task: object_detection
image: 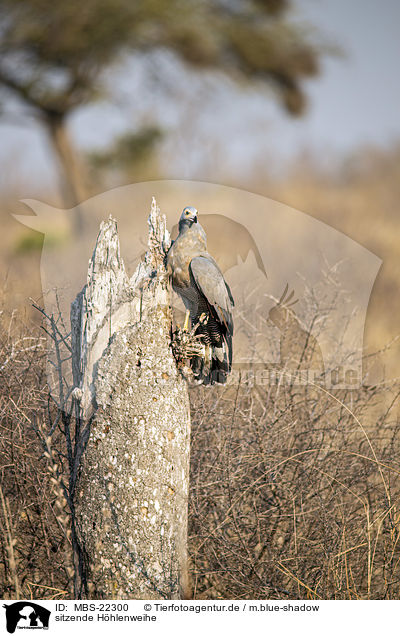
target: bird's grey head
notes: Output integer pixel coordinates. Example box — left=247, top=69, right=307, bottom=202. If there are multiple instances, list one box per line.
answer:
left=179, top=206, right=198, bottom=231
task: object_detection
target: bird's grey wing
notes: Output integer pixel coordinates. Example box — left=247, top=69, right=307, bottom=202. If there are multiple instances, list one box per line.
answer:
left=189, top=255, right=234, bottom=334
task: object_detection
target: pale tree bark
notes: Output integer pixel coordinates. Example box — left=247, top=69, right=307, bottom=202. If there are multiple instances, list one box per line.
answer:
left=70, top=198, right=191, bottom=599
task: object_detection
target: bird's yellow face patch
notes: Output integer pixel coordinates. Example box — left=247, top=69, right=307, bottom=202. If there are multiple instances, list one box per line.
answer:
left=181, top=206, right=198, bottom=224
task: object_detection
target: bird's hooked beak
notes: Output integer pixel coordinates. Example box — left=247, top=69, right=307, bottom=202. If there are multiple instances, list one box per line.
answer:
left=180, top=206, right=198, bottom=226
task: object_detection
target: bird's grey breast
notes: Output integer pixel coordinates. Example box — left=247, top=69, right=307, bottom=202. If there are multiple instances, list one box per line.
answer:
left=167, top=223, right=207, bottom=289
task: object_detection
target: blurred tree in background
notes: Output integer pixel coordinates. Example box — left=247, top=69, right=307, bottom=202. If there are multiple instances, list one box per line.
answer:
left=0, top=0, right=321, bottom=224
left=88, top=127, right=164, bottom=186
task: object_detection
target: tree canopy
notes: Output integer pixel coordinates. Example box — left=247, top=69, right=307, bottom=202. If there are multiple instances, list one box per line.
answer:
left=0, top=0, right=320, bottom=120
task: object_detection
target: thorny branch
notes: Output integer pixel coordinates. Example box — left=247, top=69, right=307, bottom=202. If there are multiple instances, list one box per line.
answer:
left=30, top=300, right=91, bottom=596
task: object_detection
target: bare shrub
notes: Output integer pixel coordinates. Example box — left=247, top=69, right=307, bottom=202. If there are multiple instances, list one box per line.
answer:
left=0, top=307, right=73, bottom=599
left=188, top=370, right=400, bottom=599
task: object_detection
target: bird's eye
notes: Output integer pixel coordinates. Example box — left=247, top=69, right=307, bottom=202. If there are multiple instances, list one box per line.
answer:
left=185, top=210, right=190, bottom=216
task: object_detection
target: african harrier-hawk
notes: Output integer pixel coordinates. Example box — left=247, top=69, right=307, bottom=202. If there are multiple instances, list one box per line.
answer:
left=167, top=206, right=234, bottom=385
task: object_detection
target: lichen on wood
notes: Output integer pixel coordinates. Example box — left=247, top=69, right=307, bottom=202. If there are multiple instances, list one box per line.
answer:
left=71, top=198, right=191, bottom=599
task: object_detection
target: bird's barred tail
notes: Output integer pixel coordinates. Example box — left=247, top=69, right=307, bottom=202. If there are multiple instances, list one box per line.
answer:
left=192, top=333, right=232, bottom=385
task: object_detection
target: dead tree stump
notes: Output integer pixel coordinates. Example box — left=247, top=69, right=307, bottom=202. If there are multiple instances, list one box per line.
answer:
left=70, top=198, right=191, bottom=599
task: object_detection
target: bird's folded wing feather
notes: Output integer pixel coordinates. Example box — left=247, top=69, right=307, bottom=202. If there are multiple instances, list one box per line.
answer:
left=189, top=256, right=234, bottom=334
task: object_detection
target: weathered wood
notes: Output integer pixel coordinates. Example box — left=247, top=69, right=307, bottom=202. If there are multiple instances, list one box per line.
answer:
left=71, top=198, right=191, bottom=599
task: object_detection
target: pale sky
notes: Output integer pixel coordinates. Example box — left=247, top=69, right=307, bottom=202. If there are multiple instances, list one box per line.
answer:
left=282, top=0, right=400, bottom=155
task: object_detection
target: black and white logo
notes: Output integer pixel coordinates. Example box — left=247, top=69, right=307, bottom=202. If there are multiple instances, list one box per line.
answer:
left=3, top=602, right=50, bottom=633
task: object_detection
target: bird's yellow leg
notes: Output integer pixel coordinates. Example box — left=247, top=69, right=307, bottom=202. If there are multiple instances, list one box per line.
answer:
left=205, top=344, right=211, bottom=363
left=183, top=310, right=190, bottom=331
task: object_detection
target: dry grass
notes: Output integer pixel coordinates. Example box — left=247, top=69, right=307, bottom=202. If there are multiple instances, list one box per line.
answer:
left=188, top=374, right=400, bottom=599
left=0, top=308, right=73, bottom=599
